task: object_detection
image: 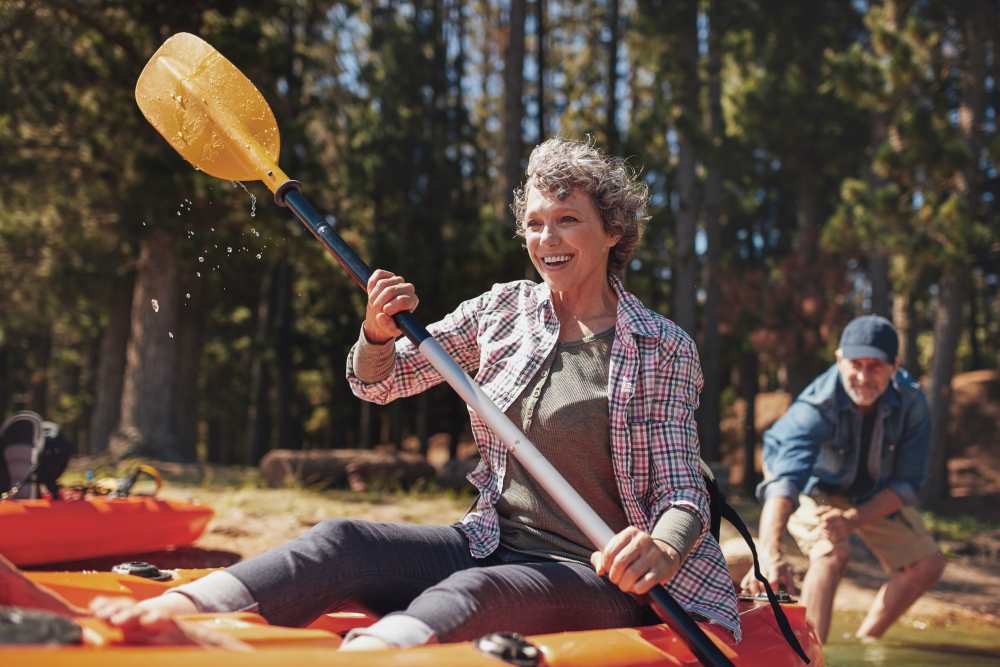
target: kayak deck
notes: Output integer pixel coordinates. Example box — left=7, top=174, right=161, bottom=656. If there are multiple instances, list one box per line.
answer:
left=6, top=568, right=823, bottom=666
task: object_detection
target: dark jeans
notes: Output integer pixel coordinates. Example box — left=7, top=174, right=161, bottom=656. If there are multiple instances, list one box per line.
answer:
left=227, top=519, right=657, bottom=642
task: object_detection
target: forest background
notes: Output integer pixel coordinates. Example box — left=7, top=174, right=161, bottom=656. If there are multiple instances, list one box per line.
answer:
left=0, top=0, right=997, bottom=507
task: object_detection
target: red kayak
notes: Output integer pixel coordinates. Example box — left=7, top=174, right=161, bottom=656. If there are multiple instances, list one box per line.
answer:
left=4, top=567, right=823, bottom=666
left=0, top=495, right=213, bottom=566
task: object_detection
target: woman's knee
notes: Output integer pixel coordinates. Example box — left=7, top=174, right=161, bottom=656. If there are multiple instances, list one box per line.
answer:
left=301, top=519, right=374, bottom=565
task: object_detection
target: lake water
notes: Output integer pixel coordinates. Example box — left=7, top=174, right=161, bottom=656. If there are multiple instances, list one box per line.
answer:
left=823, top=611, right=1000, bottom=666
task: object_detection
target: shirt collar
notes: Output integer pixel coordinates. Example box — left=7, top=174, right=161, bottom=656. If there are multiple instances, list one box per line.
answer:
left=533, top=274, right=658, bottom=338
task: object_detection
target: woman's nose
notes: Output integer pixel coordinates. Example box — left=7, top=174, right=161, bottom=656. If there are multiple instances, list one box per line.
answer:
left=540, top=222, right=559, bottom=243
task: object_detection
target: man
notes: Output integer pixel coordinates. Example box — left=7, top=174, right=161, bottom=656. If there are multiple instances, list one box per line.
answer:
left=741, top=315, right=945, bottom=643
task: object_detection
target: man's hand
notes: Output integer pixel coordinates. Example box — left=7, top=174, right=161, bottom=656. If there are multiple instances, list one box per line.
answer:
left=815, top=506, right=860, bottom=543
left=740, top=552, right=798, bottom=597
left=591, top=526, right=682, bottom=595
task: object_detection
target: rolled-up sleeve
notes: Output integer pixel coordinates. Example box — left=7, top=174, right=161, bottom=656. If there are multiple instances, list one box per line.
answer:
left=647, top=336, right=711, bottom=536
left=756, top=401, right=831, bottom=507
left=346, top=289, right=490, bottom=405
left=890, top=391, right=931, bottom=506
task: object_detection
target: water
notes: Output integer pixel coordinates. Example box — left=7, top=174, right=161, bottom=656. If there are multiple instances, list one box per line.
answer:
left=232, top=180, right=257, bottom=217
left=824, top=611, right=1000, bottom=666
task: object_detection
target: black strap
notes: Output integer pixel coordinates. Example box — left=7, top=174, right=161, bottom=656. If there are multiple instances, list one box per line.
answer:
left=719, top=498, right=810, bottom=663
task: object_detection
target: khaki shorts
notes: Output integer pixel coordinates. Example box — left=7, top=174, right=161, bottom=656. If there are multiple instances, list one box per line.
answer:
left=787, top=493, right=940, bottom=574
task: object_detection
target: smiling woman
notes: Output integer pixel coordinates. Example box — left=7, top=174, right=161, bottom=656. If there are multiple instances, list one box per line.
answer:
left=86, top=137, right=741, bottom=654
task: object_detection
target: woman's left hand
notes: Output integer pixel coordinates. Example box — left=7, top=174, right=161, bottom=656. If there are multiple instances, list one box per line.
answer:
left=591, top=526, right=682, bottom=595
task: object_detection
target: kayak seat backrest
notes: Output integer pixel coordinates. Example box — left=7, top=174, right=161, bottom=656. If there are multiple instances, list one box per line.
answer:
left=0, top=411, right=44, bottom=499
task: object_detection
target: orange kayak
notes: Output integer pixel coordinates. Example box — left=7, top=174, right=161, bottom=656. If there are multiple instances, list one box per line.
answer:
left=0, top=497, right=213, bottom=566
left=4, top=568, right=824, bottom=666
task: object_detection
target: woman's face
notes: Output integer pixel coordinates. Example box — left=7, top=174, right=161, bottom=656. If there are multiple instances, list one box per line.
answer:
left=523, top=185, right=620, bottom=293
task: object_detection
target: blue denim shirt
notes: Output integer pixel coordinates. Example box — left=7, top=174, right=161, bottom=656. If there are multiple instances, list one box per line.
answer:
left=757, top=364, right=931, bottom=507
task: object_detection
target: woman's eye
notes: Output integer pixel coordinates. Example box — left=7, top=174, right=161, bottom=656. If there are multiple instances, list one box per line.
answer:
left=561, top=216, right=578, bottom=223
left=526, top=220, right=542, bottom=230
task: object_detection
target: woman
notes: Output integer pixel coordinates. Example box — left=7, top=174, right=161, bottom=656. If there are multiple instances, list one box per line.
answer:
left=89, top=137, right=739, bottom=649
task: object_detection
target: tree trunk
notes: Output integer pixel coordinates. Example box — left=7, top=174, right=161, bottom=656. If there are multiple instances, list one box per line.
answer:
left=891, top=254, right=922, bottom=375
left=698, top=0, right=723, bottom=463
left=670, top=2, right=700, bottom=336
left=741, top=348, right=759, bottom=497
left=502, top=0, right=526, bottom=226
left=29, top=329, right=52, bottom=417
left=110, top=230, right=182, bottom=461
left=923, top=271, right=966, bottom=504
left=535, top=0, right=546, bottom=143
left=868, top=254, right=892, bottom=318
left=967, top=274, right=983, bottom=370
left=273, top=259, right=297, bottom=451
left=88, top=274, right=134, bottom=454
left=605, top=0, right=620, bottom=153
left=174, top=276, right=206, bottom=461
left=247, top=266, right=274, bottom=464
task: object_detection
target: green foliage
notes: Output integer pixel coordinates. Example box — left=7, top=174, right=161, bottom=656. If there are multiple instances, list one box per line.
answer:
left=0, top=0, right=996, bottom=474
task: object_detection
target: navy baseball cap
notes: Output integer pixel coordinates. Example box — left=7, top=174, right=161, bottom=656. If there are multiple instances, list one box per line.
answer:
left=839, top=315, right=898, bottom=363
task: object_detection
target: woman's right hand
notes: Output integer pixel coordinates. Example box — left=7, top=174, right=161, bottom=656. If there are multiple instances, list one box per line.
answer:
left=363, top=269, right=419, bottom=344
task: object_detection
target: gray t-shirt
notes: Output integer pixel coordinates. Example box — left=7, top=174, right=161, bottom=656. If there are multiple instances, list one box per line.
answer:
left=497, top=327, right=629, bottom=562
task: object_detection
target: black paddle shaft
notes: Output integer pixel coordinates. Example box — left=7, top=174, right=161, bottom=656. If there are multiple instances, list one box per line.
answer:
left=275, top=181, right=735, bottom=667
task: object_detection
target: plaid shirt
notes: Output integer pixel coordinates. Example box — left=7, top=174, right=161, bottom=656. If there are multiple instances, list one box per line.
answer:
left=347, top=275, right=740, bottom=638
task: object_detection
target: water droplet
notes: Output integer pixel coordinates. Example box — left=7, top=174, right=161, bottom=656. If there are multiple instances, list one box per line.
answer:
left=168, top=331, right=174, bottom=339
left=151, top=299, right=159, bottom=313
left=198, top=256, right=205, bottom=263
left=185, top=293, right=191, bottom=299
left=196, top=272, right=202, bottom=277
left=256, top=253, right=262, bottom=260
left=226, top=246, right=232, bottom=254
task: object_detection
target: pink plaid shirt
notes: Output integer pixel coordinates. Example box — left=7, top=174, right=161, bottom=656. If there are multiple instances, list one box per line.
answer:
left=347, top=275, right=740, bottom=638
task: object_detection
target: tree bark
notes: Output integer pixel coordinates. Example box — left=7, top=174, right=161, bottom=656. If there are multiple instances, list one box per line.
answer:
left=29, top=329, right=52, bottom=417
left=110, top=229, right=183, bottom=461
left=247, top=265, right=274, bottom=465
left=741, top=348, right=759, bottom=497
left=88, top=274, right=134, bottom=454
left=698, top=0, right=723, bottom=463
left=273, top=259, right=297, bottom=452
left=670, top=2, right=700, bottom=337
left=502, top=0, right=526, bottom=226
left=535, top=0, right=546, bottom=143
left=868, top=254, right=892, bottom=318
left=605, top=0, right=620, bottom=153
left=924, top=271, right=966, bottom=504
left=174, top=275, right=206, bottom=461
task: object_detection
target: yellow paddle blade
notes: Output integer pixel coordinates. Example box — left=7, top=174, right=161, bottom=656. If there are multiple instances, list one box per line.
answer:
left=135, top=32, right=289, bottom=191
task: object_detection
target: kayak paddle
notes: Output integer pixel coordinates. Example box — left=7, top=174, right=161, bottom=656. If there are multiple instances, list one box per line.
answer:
left=135, top=32, right=738, bottom=667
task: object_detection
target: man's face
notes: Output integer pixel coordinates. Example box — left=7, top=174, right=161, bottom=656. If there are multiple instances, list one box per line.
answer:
left=835, top=350, right=898, bottom=408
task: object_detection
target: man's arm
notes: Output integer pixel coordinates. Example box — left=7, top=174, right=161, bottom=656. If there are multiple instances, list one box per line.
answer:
left=742, top=495, right=798, bottom=595
left=817, top=487, right=903, bottom=542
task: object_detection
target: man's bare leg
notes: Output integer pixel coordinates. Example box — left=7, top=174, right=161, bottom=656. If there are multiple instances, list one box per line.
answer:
left=855, top=552, right=945, bottom=639
left=800, top=543, right=850, bottom=643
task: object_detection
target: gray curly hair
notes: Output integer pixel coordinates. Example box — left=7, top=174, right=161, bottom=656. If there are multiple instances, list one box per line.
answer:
left=512, top=137, right=649, bottom=275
